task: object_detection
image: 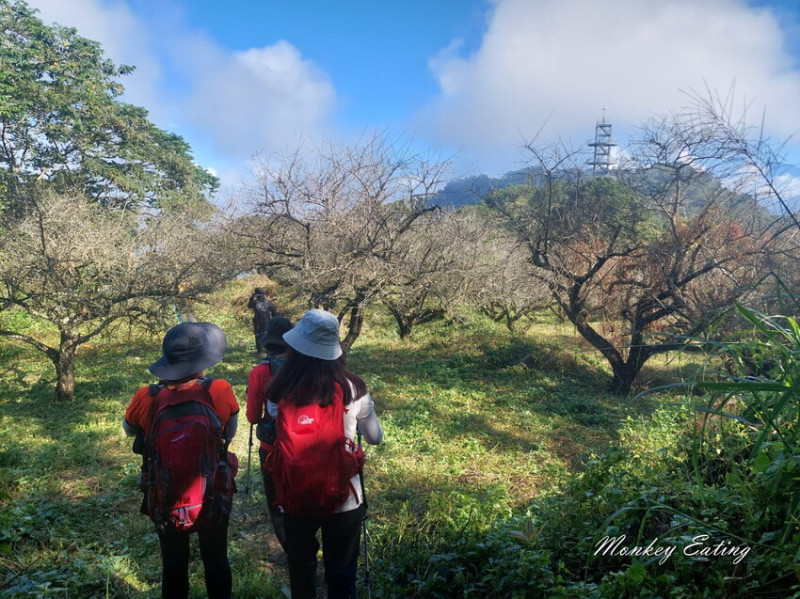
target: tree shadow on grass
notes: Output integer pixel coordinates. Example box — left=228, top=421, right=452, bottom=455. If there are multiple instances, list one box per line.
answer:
left=347, top=334, right=678, bottom=480
left=0, top=320, right=703, bottom=597
left=0, top=332, right=290, bottom=596
left=0, top=401, right=284, bottom=598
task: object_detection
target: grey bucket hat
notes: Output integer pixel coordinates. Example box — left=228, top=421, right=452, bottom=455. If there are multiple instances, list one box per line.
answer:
left=282, top=309, right=342, bottom=361
left=148, top=321, right=227, bottom=381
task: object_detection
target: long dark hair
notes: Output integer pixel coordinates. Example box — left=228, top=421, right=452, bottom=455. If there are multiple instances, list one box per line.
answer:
left=266, top=347, right=367, bottom=407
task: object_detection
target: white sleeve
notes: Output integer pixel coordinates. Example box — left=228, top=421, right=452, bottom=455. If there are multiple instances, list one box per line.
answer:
left=355, top=392, right=383, bottom=445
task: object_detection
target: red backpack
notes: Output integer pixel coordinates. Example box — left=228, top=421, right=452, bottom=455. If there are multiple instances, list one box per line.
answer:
left=140, top=379, right=238, bottom=531
left=267, top=383, right=365, bottom=516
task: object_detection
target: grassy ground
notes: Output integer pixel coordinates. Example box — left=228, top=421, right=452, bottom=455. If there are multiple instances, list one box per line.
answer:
left=0, top=277, right=705, bottom=598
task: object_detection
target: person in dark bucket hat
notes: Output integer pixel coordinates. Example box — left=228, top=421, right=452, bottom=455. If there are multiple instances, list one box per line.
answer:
left=256, top=315, right=293, bottom=354
left=123, top=321, right=239, bottom=599
left=266, top=309, right=383, bottom=599
left=246, top=315, right=294, bottom=558
left=148, top=321, right=228, bottom=381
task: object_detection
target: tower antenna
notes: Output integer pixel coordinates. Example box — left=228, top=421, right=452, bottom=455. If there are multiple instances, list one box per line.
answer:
left=587, top=109, right=616, bottom=176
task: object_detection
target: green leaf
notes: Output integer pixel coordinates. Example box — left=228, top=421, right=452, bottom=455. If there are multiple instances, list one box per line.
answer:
left=752, top=451, right=772, bottom=474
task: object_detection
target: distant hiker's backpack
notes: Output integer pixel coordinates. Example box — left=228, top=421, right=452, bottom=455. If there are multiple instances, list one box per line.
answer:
left=251, top=294, right=273, bottom=320
left=267, top=383, right=365, bottom=516
left=252, top=294, right=268, bottom=311
left=140, top=378, right=238, bottom=532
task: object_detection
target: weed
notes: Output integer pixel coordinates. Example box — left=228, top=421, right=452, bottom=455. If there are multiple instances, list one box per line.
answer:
left=4, top=278, right=781, bottom=597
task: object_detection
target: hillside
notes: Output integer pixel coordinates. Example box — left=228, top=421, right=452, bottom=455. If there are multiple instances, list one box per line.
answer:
left=430, top=166, right=776, bottom=226
left=0, top=278, right=682, bottom=597
left=1, top=277, right=798, bottom=597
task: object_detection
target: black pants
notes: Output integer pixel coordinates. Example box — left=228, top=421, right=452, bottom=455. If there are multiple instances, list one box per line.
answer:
left=259, top=447, right=286, bottom=549
left=156, top=516, right=232, bottom=599
left=253, top=316, right=269, bottom=351
left=283, top=506, right=363, bottom=599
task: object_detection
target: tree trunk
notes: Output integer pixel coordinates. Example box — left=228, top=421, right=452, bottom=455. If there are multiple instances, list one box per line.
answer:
left=53, top=333, right=79, bottom=401
left=608, top=344, right=650, bottom=395
left=340, top=302, right=365, bottom=353
left=390, top=311, right=413, bottom=339
left=608, top=362, right=638, bottom=395
left=397, top=320, right=413, bottom=339
left=570, top=310, right=646, bottom=395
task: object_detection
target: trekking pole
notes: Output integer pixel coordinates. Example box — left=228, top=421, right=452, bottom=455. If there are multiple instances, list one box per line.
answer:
left=357, top=429, right=372, bottom=599
left=245, top=423, right=254, bottom=497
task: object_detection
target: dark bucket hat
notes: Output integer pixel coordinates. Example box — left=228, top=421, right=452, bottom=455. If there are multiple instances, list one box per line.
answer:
left=260, top=316, right=293, bottom=347
left=148, top=322, right=227, bottom=381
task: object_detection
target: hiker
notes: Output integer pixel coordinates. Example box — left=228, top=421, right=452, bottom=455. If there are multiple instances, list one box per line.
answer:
left=247, top=287, right=278, bottom=354
left=266, top=309, right=383, bottom=599
left=123, top=322, right=239, bottom=599
left=245, top=315, right=293, bottom=553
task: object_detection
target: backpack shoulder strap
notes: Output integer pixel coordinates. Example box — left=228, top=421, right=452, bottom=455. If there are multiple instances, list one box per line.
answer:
left=195, top=377, right=230, bottom=451
left=142, top=384, right=164, bottom=439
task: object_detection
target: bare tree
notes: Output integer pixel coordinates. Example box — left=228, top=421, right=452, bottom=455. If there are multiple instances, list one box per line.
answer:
left=0, top=190, right=243, bottom=400
left=467, top=220, right=552, bottom=332
left=681, top=84, right=799, bottom=230
left=238, top=133, right=451, bottom=349
left=487, top=102, right=794, bottom=393
left=375, top=208, right=482, bottom=338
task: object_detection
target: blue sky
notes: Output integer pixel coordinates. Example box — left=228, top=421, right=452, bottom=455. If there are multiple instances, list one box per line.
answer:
left=25, top=0, right=800, bottom=197
left=173, top=0, right=489, bottom=126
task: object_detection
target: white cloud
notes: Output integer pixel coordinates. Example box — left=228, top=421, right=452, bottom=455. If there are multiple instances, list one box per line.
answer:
left=176, top=39, right=337, bottom=160
left=23, top=0, right=800, bottom=186
left=775, top=173, right=800, bottom=211
left=26, top=0, right=338, bottom=184
left=419, top=0, right=800, bottom=175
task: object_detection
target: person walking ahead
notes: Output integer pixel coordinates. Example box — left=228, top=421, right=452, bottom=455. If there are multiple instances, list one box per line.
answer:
left=123, top=321, right=239, bottom=599
left=245, top=315, right=293, bottom=552
left=247, top=287, right=277, bottom=354
left=266, top=309, right=383, bottom=599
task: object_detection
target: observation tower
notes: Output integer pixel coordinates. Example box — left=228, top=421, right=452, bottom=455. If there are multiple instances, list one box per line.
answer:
left=587, top=112, right=616, bottom=176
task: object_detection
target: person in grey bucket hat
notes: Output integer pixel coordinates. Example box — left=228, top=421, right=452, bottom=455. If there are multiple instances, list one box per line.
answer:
left=123, top=321, right=239, bottom=599
left=281, top=308, right=343, bottom=360
left=266, top=309, right=383, bottom=599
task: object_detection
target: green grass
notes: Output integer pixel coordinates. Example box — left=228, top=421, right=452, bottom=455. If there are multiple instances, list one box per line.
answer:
left=0, top=278, right=716, bottom=597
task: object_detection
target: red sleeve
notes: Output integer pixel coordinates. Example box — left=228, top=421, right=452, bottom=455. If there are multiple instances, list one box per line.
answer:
left=246, top=364, right=271, bottom=424
left=208, top=379, right=239, bottom=426
left=125, top=386, right=155, bottom=430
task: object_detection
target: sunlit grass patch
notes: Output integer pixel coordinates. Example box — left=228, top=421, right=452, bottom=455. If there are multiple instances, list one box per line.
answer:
left=0, top=278, right=710, bottom=597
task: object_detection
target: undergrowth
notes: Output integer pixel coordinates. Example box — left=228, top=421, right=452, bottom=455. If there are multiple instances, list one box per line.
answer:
left=3, top=279, right=796, bottom=597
